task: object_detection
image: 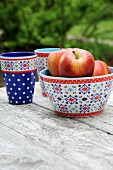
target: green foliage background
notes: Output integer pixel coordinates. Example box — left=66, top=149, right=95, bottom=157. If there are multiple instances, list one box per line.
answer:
left=0, top=0, right=113, bottom=64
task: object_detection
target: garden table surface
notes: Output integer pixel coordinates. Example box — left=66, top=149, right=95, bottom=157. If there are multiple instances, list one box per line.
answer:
left=0, top=82, right=113, bottom=170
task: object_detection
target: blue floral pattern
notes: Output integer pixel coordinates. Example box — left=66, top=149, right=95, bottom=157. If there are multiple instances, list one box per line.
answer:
left=37, top=57, right=48, bottom=73
left=44, top=79, right=113, bottom=114
left=1, top=59, right=37, bottom=71
left=37, top=57, right=48, bottom=96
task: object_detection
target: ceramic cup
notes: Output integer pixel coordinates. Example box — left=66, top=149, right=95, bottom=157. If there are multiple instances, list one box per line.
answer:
left=34, top=48, right=60, bottom=97
left=0, top=52, right=37, bottom=104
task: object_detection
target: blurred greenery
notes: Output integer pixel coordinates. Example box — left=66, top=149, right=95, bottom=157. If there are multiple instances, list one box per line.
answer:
left=0, top=0, right=113, bottom=64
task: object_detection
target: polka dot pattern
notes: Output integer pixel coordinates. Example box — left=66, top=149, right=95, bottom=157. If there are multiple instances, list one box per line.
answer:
left=3, top=71, right=36, bottom=104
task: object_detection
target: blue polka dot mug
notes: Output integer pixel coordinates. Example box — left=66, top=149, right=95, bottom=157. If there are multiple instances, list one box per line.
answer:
left=0, top=52, right=37, bottom=104
left=34, top=48, right=60, bottom=97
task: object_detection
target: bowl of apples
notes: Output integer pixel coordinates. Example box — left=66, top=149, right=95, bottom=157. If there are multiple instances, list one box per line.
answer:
left=40, top=48, right=113, bottom=117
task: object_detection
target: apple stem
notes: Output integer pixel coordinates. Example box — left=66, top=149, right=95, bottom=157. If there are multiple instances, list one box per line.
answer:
left=73, top=51, right=79, bottom=59
left=59, top=43, right=62, bottom=50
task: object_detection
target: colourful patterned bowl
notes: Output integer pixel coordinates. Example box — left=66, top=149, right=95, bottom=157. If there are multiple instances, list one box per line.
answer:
left=40, top=67, right=113, bottom=117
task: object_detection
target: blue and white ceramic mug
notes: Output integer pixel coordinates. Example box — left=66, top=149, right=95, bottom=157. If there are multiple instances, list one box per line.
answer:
left=34, top=48, right=60, bottom=97
left=0, top=52, right=37, bottom=104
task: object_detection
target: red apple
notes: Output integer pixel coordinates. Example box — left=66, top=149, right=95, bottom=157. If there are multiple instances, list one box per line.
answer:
left=47, top=48, right=72, bottom=76
left=92, top=60, right=111, bottom=76
left=59, top=48, right=95, bottom=77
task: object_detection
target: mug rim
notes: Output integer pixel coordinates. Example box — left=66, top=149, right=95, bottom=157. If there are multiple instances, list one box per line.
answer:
left=34, top=48, right=61, bottom=53
left=0, top=52, right=37, bottom=60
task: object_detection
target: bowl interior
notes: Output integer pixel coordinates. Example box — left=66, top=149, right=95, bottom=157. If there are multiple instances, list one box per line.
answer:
left=40, top=66, right=113, bottom=79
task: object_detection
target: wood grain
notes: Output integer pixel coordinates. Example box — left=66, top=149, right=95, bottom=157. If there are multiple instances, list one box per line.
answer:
left=0, top=82, right=113, bottom=170
left=0, top=124, right=78, bottom=170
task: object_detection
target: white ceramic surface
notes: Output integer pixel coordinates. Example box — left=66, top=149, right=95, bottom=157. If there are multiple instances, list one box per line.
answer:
left=34, top=48, right=60, bottom=97
left=40, top=67, right=113, bottom=117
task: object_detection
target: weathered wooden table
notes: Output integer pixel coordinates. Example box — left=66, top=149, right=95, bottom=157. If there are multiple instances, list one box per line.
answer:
left=0, top=82, right=113, bottom=170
